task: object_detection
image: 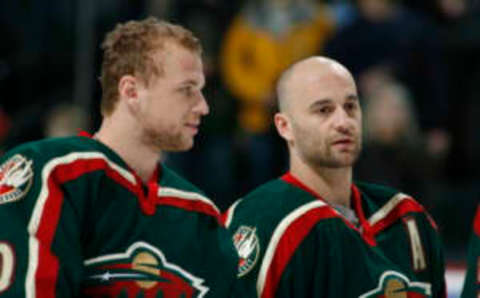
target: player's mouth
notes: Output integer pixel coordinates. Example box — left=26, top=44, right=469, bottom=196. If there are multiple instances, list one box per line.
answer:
left=185, top=123, right=199, bottom=135
left=332, top=138, right=355, bottom=149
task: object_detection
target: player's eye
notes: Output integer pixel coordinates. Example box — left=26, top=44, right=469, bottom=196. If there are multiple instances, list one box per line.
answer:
left=344, top=101, right=358, bottom=113
left=318, top=106, right=333, bottom=115
left=180, top=86, right=193, bottom=97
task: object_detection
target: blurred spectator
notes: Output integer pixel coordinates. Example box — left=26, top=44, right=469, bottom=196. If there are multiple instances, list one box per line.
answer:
left=325, top=0, right=450, bottom=160
left=44, top=103, right=89, bottom=137
left=355, top=74, right=439, bottom=200
left=221, top=0, right=333, bottom=134
left=220, top=0, right=334, bottom=193
left=439, top=1, right=480, bottom=183
left=0, top=107, right=12, bottom=156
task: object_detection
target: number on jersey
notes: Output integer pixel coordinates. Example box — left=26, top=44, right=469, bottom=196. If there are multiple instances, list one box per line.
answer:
left=0, top=242, right=14, bottom=293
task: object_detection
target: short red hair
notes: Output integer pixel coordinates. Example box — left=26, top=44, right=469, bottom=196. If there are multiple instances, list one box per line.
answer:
left=99, top=17, right=202, bottom=116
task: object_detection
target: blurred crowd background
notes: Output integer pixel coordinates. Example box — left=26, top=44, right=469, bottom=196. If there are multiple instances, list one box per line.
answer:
left=1, top=0, right=479, bottom=277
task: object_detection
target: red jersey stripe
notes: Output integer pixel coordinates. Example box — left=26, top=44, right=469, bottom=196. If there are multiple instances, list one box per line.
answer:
left=28, top=153, right=139, bottom=298
left=259, top=203, right=336, bottom=298
left=473, top=205, right=480, bottom=237
left=369, top=198, right=425, bottom=236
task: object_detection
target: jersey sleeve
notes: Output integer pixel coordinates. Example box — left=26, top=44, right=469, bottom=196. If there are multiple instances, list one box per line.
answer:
left=229, top=199, right=336, bottom=298
left=0, top=147, right=84, bottom=297
left=272, top=226, right=330, bottom=298
left=421, top=213, right=447, bottom=298
left=403, top=207, right=446, bottom=297
left=461, top=205, right=480, bottom=298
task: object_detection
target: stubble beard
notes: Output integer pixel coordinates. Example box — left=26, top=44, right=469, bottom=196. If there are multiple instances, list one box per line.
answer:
left=300, top=137, right=362, bottom=169
left=142, top=125, right=192, bottom=152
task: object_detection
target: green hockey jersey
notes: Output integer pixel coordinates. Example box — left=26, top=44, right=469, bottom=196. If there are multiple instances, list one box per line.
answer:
left=461, top=205, right=480, bottom=298
left=0, top=135, right=238, bottom=297
left=224, top=173, right=446, bottom=298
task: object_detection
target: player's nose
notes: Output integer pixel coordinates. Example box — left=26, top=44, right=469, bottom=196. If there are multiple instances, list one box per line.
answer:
left=194, top=92, right=209, bottom=116
left=332, top=107, right=354, bottom=133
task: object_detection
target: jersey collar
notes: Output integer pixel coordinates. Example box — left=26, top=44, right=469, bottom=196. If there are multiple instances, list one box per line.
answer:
left=281, top=172, right=376, bottom=245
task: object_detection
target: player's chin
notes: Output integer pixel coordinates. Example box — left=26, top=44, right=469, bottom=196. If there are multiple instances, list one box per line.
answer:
left=168, top=138, right=194, bottom=152
left=333, top=152, right=358, bottom=167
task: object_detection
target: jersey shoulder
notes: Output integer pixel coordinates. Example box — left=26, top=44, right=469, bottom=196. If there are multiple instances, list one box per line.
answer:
left=158, top=164, right=221, bottom=220
left=0, top=136, right=134, bottom=207
left=356, top=181, right=437, bottom=231
left=2, top=136, right=125, bottom=167
left=240, top=178, right=311, bottom=209
left=160, top=164, right=204, bottom=194
left=227, top=178, right=341, bottom=232
left=356, top=180, right=427, bottom=214
left=355, top=181, right=402, bottom=206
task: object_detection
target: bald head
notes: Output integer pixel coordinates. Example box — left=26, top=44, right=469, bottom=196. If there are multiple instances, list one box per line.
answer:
left=273, top=56, right=362, bottom=170
left=276, top=57, right=355, bottom=113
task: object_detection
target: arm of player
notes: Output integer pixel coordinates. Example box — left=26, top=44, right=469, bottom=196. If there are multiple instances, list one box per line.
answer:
left=0, top=149, right=83, bottom=297
left=255, top=202, right=336, bottom=298
left=461, top=205, right=480, bottom=298
left=271, top=228, right=330, bottom=298
left=420, top=212, right=447, bottom=298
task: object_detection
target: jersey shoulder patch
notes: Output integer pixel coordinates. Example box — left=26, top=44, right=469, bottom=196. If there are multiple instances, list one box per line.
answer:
left=0, top=154, right=34, bottom=204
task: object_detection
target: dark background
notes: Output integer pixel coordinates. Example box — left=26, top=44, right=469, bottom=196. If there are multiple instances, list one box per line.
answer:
left=1, top=1, right=479, bottom=289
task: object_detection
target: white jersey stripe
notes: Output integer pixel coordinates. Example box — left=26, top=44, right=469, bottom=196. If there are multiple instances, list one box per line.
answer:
left=257, top=200, right=326, bottom=297
left=26, top=152, right=135, bottom=298
left=224, top=199, right=242, bottom=228
left=157, top=187, right=219, bottom=214
left=367, top=193, right=410, bottom=226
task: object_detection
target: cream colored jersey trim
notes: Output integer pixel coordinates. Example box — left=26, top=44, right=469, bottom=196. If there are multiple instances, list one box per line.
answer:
left=26, top=152, right=136, bottom=298
left=257, top=200, right=327, bottom=297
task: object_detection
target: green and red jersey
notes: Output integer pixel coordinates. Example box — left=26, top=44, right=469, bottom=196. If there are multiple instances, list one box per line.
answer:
left=0, top=135, right=238, bottom=297
left=461, top=204, right=480, bottom=298
left=224, top=173, right=446, bottom=298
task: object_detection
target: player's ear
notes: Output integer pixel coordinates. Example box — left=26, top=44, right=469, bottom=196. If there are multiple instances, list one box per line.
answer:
left=118, top=75, right=141, bottom=110
left=274, top=112, right=294, bottom=142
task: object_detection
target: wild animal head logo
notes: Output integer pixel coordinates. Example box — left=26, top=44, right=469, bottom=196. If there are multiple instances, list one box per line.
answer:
left=360, top=271, right=431, bottom=298
left=83, top=242, right=209, bottom=298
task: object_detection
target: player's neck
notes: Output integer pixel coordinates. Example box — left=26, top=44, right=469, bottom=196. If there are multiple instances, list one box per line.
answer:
left=290, top=155, right=352, bottom=208
left=95, top=117, right=160, bottom=184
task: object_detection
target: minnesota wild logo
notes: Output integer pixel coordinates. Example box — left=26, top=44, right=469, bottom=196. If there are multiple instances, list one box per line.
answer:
left=0, top=154, right=33, bottom=205
left=233, top=226, right=260, bottom=277
left=360, top=271, right=431, bottom=298
left=83, top=242, right=209, bottom=298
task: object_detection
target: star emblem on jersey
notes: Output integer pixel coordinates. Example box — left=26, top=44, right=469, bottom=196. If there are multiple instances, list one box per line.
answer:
left=233, top=225, right=260, bottom=277
left=360, top=271, right=432, bottom=298
left=83, top=241, right=209, bottom=298
left=0, top=154, right=33, bottom=205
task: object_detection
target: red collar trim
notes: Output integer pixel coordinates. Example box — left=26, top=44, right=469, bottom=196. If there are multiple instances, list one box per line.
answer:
left=77, top=130, right=93, bottom=138
left=474, top=205, right=480, bottom=237
left=280, top=172, right=376, bottom=245
left=76, top=131, right=218, bottom=220
left=281, top=172, right=324, bottom=201
left=351, top=184, right=374, bottom=240
left=76, top=131, right=163, bottom=216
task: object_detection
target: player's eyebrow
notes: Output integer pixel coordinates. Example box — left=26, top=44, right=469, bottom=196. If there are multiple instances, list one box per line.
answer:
left=308, top=99, right=332, bottom=110
left=308, top=94, right=359, bottom=111
left=346, top=94, right=359, bottom=101
left=179, top=79, right=205, bottom=89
